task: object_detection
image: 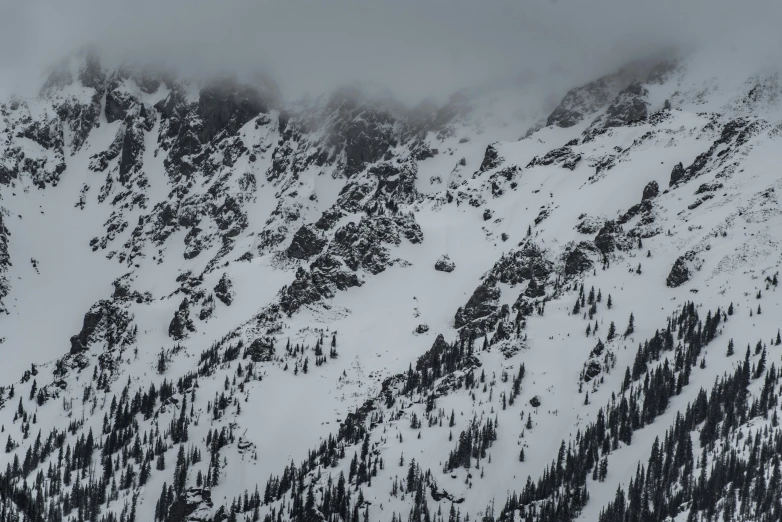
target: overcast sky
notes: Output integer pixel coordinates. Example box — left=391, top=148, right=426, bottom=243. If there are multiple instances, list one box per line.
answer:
left=2, top=0, right=782, bottom=103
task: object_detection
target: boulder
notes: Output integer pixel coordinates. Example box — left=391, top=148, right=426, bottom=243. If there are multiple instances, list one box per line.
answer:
left=434, top=255, right=455, bottom=273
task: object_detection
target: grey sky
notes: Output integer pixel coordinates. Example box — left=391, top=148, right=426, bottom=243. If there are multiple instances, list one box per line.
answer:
left=2, top=0, right=782, bottom=103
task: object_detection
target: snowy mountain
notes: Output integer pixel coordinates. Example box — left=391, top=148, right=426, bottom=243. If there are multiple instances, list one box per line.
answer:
left=1, top=47, right=782, bottom=522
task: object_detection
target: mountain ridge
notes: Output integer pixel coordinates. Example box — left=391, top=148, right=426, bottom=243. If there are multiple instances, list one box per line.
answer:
left=1, top=48, right=782, bottom=522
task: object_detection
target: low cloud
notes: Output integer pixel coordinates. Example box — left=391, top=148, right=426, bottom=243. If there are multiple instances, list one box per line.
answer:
left=2, top=0, right=782, bottom=104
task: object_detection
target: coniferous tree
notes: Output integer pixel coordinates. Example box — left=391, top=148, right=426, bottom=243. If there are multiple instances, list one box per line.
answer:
left=624, top=313, right=635, bottom=337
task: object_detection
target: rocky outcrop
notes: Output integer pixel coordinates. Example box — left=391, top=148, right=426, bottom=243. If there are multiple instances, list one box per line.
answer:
left=328, top=214, right=422, bottom=275
left=244, top=337, right=276, bottom=363
left=279, top=257, right=362, bottom=316
left=669, top=118, right=768, bottom=187
left=478, top=144, right=503, bottom=172
left=601, top=82, right=648, bottom=128
left=527, top=146, right=581, bottom=170
left=69, top=300, right=135, bottom=354
left=490, top=243, right=553, bottom=285
left=564, top=244, right=595, bottom=276
left=642, top=180, right=659, bottom=200
left=594, top=221, right=632, bottom=255
left=666, top=257, right=690, bottom=287
left=669, top=162, right=686, bottom=187
left=547, top=78, right=613, bottom=128
left=434, top=255, right=455, bottom=273
left=167, top=488, right=213, bottom=522
left=454, top=281, right=500, bottom=329
left=169, top=298, right=196, bottom=340
left=214, top=273, right=234, bottom=306
left=287, top=225, right=327, bottom=260
left=0, top=213, right=9, bottom=313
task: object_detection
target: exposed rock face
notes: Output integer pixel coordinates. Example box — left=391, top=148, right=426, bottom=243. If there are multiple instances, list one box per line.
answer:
left=602, top=82, right=649, bottom=128
left=69, top=300, right=135, bottom=354
left=668, top=118, right=767, bottom=187
left=244, top=337, right=276, bottom=362
left=642, top=180, right=660, bottom=200
left=169, top=298, right=196, bottom=340
left=547, top=78, right=613, bottom=128
left=454, top=281, right=501, bottom=329
left=527, top=146, right=581, bottom=170
left=434, top=255, right=455, bottom=273
left=669, top=162, right=686, bottom=187
left=594, top=221, right=630, bottom=255
left=564, top=245, right=594, bottom=276
left=105, top=75, right=138, bottom=124
left=0, top=213, right=9, bottom=313
left=328, top=214, right=422, bottom=274
left=478, top=144, right=502, bottom=172
left=167, top=488, right=213, bottom=522
left=214, top=273, right=234, bottom=306
left=666, top=257, right=690, bottom=287
left=524, top=278, right=545, bottom=298
left=279, top=257, right=362, bottom=316
left=490, top=243, right=552, bottom=285
left=287, top=225, right=327, bottom=260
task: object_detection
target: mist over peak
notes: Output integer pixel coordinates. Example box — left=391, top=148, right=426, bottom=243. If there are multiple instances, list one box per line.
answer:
left=3, top=0, right=782, bottom=104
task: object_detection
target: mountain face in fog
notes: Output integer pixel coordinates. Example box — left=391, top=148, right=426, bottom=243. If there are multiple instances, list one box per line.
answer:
left=4, top=26, right=782, bottom=522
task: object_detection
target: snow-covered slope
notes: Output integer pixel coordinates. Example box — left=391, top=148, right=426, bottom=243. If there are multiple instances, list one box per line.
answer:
left=1, top=48, right=782, bottom=522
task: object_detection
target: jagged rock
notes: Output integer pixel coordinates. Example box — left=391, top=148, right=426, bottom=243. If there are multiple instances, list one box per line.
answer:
left=429, top=483, right=465, bottom=503
left=69, top=300, right=135, bottom=354
left=666, top=257, right=690, bottom=288
left=416, top=334, right=451, bottom=371
left=669, top=162, right=685, bottom=187
left=118, top=120, right=146, bottom=184
left=287, top=225, right=327, bottom=260
left=642, top=180, right=659, bottom=200
left=69, top=308, right=102, bottom=354
left=368, top=162, right=417, bottom=204
left=454, top=282, right=500, bottom=329
left=214, top=273, right=234, bottom=306
left=105, top=77, right=137, bottom=124
left=199, top=297, right=215, bottom=321
left=328, top=215, right=421, bottom=275
left=547, top=78, right=612, bottom=128
left=169, top=298, right=196, bottom=340
left=434, top=255, right=455, bottom=273
left=602, top=82, right=648, bottom=128
left=478, top=144, right=502, bottom=172
left=576, top=215, right=605, bottom=234
left=695, top=182, right=724, bottom=194
left=489, top=243, right=552, bottom=285
left=564, top=246, right=594, bottom=276
left=583, top=360, right=602, bottom=382
left=279, top=256, right=363, bottom=316
left=244, top=338, right=276, bottom=362
left=167, top=488, right=213, bottom=522
left=668, top=119, right=767, bottom=187
left=527, top=146, right=581, bottom=170
left=0, top=213, right=9, bottom=312
left=414, top=324, right=429, bottom=334
left=594, top=221, right=630, bottom=254
left=524, top=278, right=545, bottom=298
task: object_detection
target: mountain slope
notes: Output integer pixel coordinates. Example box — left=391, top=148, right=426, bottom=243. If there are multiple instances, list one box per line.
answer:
left=1, top=49, right=782, bottom=522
